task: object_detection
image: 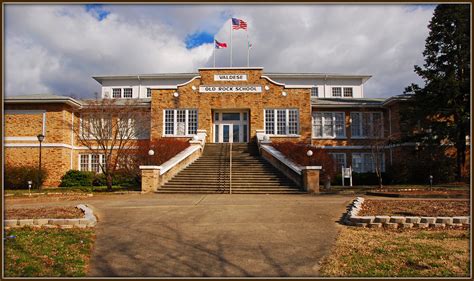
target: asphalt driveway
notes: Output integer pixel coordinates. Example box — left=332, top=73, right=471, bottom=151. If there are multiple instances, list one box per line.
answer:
left=6, top=193, right=352, bottom=277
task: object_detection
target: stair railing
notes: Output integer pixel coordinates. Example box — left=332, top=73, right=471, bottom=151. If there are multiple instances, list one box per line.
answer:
left=229, top=142, right=232, bottom=194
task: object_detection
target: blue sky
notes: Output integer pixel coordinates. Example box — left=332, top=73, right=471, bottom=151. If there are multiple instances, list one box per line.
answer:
left=5, top=4, right=437, bottom=98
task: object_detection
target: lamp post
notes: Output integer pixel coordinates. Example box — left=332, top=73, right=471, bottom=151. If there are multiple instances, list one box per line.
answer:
left=148, top=149, right=155, bottom=165
left=36, top=134, right=45, bottom=190
left=426, top=127, right=433, bottom=190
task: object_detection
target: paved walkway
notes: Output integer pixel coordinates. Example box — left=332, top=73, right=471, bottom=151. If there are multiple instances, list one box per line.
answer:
left=6, top=193, right=352, bottom=277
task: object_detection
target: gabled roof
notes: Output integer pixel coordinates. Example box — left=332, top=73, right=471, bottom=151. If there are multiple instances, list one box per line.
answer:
left=5, top=94, right=82, bottom=108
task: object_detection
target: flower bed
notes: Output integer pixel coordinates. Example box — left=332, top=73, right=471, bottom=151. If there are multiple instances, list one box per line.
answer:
left=359, top=199, right=469, bottom=217
left=343, top=197, right=470, bottom=229
left=6, top=207, right=83, bottom=220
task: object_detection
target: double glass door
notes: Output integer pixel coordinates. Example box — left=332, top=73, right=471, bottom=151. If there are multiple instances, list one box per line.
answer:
left=214, top=111, right=248, bottom=143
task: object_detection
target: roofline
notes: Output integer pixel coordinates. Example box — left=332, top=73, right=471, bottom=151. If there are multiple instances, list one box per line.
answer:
left=267, top=73, right=372, bottom=83
left=313, top=104, right=384, bottom=109
left=198, top=67, right=264, bottom=70
left=92, top=73, right=199, bottom=84
left=382, top=94, right=413, bottom=106
left=5, top=97, right=82, bottom=108
left=92, top=70, right=372, bottom=84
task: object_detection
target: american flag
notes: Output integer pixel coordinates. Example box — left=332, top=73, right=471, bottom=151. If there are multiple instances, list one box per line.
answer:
left=232, top=18, right=247, bottom=30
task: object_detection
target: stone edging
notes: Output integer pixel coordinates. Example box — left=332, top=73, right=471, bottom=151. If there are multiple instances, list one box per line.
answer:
left=4, top=204, right=97, bottom=229
left=343, top=197, right=470, bottom=229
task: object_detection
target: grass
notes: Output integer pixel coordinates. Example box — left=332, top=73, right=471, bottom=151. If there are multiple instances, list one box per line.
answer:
left=320, top=228, right=470, bottom=277
left=4, top=227, right=95, bottom=277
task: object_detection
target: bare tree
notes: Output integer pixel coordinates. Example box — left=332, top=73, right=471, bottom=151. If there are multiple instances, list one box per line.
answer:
left=358, top=111, right=395, bottom=188
left=71, top=98, right=150, bottom=191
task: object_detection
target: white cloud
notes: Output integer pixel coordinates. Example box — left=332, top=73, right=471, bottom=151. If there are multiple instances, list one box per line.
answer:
left=4, top=4, right=435, bottom=98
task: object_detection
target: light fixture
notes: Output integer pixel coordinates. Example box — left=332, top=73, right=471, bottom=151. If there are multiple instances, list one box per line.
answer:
left=173, top=92, right=179, bottom=97
left=148, top=149, right=155, bottom=156
left=282, top=91, right=287, bottom=97
left=192, top=135, right=199, bottom=141
left=306, top=150, right=313, bottom=157
left=191, top=85, right=197, bottom=91
left=265, top=85, right=270, bottom=91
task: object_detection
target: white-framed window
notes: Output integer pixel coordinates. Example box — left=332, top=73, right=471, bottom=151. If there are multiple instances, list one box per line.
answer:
left=146, top=88, right=152, bottom=98
left=264, top=109, right=299, bottom=135
left=312, top=112, right=345, bottom=138
left=311, top=87, right=318, bottom=98
left=80, top=114, right=112, bottom=139
left=352, top=153, right=385, bottom=173
left=343, top=87, right=353, bottom=97
left=118, top=115, right=150, bottom=139
left=112, top=88, right=122, bottom=98
left=332, top=87, right=342, bottom=97
left=79, top=154, right=106, bottom=173
left=330, top=153, right=347, bottom=171
left=351, top=112, right=383, bottom=138
left=163, top=109, right=198, bottom=136
left=123, top=88, right=133, bottom=98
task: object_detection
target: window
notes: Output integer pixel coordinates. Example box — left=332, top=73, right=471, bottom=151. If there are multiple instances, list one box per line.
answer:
left=352, top=153, right=385, bottom=173
left=112, top=88, right=122, bottom=98
left=330, top=153, right=347, bottom=171
left=332, top=87, right=342, bottom=97
left=343, top=87, right=353, bottom=97
left=222, top=113, right=241, bottom=121
left=351, top=112, right=383, bottom=138
left=163, top=109, right=198, bottom=136
left=264, top=109, right=299, bottom=135
left=118, top=115, right=150, bottom=139
left=311, top=87, right=318, bottom=98
left=147, top=88, right=152, bottom=98
left=312, top=112, right=345, bottom=138
left=123, top=88, right=132, bottom=98
left=80, top=114, right=112, bottom=139
left=265, top=109, right=275, bottom=135
left=79, top=154, right=105, bottom=173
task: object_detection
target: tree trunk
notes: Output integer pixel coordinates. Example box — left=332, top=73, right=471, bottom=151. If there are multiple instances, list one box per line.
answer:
left=106, top=173, right=113, bottom=192
left=456, top=125, right=467, bottom=181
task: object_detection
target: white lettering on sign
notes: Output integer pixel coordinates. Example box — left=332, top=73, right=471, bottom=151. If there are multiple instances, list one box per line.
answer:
left=214, top=74, right=248, bottom=81
left=199, top=85, right=262, bottom=93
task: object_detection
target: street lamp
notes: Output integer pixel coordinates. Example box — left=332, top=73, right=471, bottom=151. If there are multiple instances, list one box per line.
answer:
left=36, top=134, right=45, bottom=190
left=306, top=150, right=313, bottom=166
left=148, top=149, right=155, bottom=165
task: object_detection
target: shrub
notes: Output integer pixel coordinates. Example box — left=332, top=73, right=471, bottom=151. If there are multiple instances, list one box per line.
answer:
left=149, top=138, right=191, bottom=165
left=59, top=170, right=95, bottom=187
left=92, top=170, right=140, bottom=187
left=271, top=141, right=336, bottom=181
left=4, top=166, right=48, bottom=189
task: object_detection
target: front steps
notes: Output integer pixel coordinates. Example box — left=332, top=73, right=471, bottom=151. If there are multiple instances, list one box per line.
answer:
left=157, top=143, right=303, bottom=194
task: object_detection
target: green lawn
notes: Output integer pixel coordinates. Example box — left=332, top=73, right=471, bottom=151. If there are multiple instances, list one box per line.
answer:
left=320, top=228, right=470, bottom=277
left=4, top=227, right=95, bottom=277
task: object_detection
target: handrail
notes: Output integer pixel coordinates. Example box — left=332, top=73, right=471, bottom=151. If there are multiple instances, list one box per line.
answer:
left=229, top=142, right=232, bottom=194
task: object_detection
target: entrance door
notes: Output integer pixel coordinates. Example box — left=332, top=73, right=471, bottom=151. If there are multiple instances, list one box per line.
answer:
left=214, top=111, right=248, bottom=143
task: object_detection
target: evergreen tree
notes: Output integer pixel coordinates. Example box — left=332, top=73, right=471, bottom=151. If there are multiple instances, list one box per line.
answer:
left=406, top=4, right=470, bottom=180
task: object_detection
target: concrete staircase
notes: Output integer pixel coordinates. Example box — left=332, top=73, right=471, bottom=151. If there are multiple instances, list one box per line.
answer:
left=157, top=143, right=303, bottom=194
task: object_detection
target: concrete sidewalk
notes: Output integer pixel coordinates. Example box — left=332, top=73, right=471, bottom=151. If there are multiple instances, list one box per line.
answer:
left=6, top=193, right=352, bottom=277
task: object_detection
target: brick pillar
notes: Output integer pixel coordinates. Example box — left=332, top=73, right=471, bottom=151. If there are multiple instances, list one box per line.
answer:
left=140, top=166, right=162, bottom=193
left=302, top=166, right=321, bottom=193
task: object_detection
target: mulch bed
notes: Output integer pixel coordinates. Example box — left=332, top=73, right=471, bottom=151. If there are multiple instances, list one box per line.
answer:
left=358, top=199, right=469, bottom=217
left=366, top=189, right=469, bottom=198
left=6, top=207, right=84, bottom=219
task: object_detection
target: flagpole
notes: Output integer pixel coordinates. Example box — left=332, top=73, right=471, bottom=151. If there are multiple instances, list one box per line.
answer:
left=247, top=27, right=249, bottom=67
left=213, top=38, right=216, bottom=67
left=230, top=18, right=233, bottom=67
